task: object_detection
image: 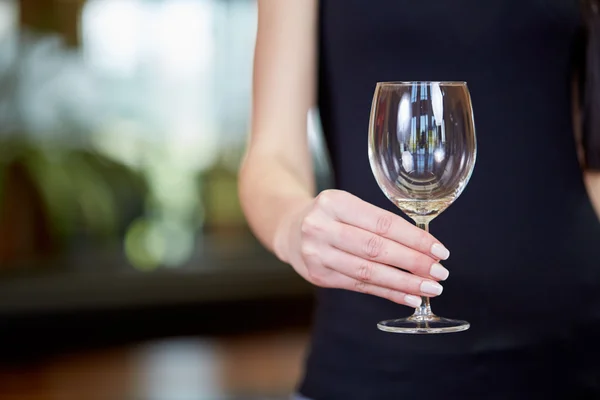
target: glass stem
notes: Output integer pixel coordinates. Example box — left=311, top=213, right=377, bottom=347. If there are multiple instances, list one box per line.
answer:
left=415, top=221, right=433, bottom=318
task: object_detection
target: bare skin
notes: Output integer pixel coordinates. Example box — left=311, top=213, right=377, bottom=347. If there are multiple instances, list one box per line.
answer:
left=585, top=173, right=600, bottom=218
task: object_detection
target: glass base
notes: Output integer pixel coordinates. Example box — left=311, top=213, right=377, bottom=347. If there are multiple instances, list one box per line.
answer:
left=377, top=314, right=470, bottom=334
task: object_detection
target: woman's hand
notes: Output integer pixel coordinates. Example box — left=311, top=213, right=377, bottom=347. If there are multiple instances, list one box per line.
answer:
left=275, top=190, right=451, bottom=308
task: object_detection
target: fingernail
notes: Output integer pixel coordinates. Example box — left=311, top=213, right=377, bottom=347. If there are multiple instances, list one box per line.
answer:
left=421, top=281, right=443, bottom=296
left=431, top=243, right=450, bottom=260
left=404, top=295, right=422, bottom=308
left=430, top=263, right=449, bottom=281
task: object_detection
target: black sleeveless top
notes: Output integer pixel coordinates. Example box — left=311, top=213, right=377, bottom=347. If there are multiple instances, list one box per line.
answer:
left=299, top=1, right=600, bottom=398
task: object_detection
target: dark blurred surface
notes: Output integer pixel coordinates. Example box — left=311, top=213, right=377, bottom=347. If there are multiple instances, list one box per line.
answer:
left=0, top=0, right=315, bottom=397
left=0, top=328, right=311, bottom=399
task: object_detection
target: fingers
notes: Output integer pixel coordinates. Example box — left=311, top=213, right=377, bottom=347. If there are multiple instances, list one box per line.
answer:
left=299, top=190, right=452, bottom=307
left=327, top=221, right=449, bottom=281
left=320, top=248, right=444, bottom=298
left=331, top=273, right=423, bottom=308
left=315, top=190, right=450, bottom=260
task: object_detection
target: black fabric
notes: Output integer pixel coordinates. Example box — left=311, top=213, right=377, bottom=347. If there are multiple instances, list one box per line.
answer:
left=299, top=0, right=600, bottom=398
left=301, top=326, right=600, bottom=399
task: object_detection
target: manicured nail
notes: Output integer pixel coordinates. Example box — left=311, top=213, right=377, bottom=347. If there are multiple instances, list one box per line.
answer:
left=431, top=243, right=450, bottom=260
left=430, top=263, right=449, bottom=281
left=404, top=295, right=422, bottom=308
left=421, top=281, right=443, bottom=296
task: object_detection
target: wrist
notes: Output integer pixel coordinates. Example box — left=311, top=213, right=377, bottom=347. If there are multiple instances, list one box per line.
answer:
left=273, top=197, right=312, bottom=263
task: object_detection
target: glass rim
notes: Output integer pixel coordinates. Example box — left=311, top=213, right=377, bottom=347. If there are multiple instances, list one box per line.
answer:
left=376, top=81, right=467, bottom=86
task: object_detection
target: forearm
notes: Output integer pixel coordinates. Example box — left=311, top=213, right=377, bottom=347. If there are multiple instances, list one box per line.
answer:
left=571, top=77, right=600, bottom=220
left=239, top=151, right=314, bottom=258
left=584, top=171, right=600, bottom=220
left=243, top=0, right=318, bottom=258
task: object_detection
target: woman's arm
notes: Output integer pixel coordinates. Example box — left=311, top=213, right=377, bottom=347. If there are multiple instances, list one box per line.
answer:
left=584, top=172, right=600, bottom=219
left=239, top=0, right=318, bottom=257
left=572, top=77, right=600, bottom=220
left=239, top=0, right=451, bottom=308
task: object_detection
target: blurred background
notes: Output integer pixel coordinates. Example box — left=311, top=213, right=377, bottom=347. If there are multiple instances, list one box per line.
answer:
left=0, top=0, right=327, bottom=398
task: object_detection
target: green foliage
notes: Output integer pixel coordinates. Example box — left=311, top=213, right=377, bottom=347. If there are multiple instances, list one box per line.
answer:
left=0, top=138, right=147, bottom=244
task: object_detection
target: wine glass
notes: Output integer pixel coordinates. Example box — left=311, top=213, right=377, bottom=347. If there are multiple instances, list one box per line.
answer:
left=368, top=81, right=477, bottom=334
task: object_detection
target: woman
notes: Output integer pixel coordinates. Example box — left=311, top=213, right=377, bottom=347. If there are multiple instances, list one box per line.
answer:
left=239, top=1, right=600, bottom=398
